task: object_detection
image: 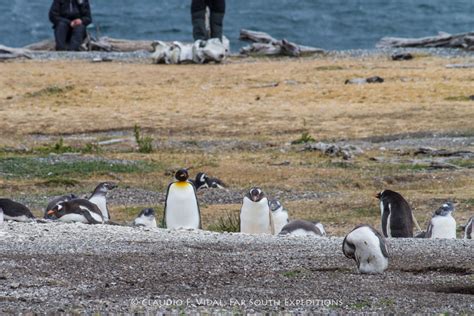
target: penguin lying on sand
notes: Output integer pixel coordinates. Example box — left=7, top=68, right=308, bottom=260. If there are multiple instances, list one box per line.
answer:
left=47, top=199, right=104, bottom=224
left=279, top=220, right=326, bottom=237
left=462, top=216, right=473, bottom=239
left=0, top=199, right=35, bottom=222
left=269, top=199, right=289, bottom=235
left=426, top=202, right=456, bottom=239
left=134, top=208, right=157, bottom=228
left=342, top=225, right=389, bottom=274
left=44, top=194, right=78, bottom=219
left=240, top=187, right=272, bottom=234
left=164, top=169, right=201, bottom=229
left=376, top=190, right=422, bottom=238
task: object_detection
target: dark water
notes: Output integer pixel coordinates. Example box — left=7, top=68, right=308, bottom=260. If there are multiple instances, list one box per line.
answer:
left=1, top=0, right=473, bottom=51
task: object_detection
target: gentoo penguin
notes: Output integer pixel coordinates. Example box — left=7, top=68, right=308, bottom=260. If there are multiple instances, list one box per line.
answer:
left=88, top=182, right=117, bottom=222
left=191, top=172, right=227, bottom=190
left=463, top=216, right=473, bottom=239
left=44, top=194, right=77, bottom=219
left=133, top=208, right=157, bottom=228
left=426, top=202, right=456, bottom=239
left=205, top=175, right=226, bottom=189
left=279, top=220, right=326, bottom=237
left=269, top=199, right=289, bottom=235
left=164, top=169, right=201, bottom=229
left=240, top=187, right=272, bottom=234
left=47, top=199, right=104, bottom=224
left=376, top=190, right=419, bottom=238
left=342, top=225, right=389, bottom=274
left=0, top=199, right=35, bottom=222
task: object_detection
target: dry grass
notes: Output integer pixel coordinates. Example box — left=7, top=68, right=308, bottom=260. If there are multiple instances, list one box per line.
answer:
left=1, top=55, right=473, bottom=236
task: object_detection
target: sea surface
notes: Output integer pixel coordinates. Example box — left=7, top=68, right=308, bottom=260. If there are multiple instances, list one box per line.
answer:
left=1, top=0, right=473, bottom=51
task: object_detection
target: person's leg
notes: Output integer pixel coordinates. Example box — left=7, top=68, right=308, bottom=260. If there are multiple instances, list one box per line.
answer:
left=69, top=25, right=86, bottom=51
left=209, top=0, right=225, bottom=40
left=54, top=21, right=70, bottom=51
left=191, top=0, right=208, bottom=40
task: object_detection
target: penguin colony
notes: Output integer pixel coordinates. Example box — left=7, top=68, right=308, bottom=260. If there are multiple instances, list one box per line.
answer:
left=0, top=169, right=472, bottom=275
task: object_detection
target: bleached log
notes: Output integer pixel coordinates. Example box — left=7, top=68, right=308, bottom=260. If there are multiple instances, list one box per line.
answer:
left=239, top=29, right=277, bottom=44
left=0, top=45, right=32, bottom=59
left=377, top=31, right=474, bottom=49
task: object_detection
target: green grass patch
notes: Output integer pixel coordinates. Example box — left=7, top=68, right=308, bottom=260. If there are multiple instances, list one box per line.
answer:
left=351, top=300, right=371, bottom=309
left=34, top=138, right=101, bottom=155
left=134, top=124, right=154, bottom=153
left=451, top=159, right=474, bottom=168
left=281, top=269, right=309, bottom=278
left=354, top=207, right=378, bottom=217
left=26, top=85, right=74, bottom=98
left=39, top=177, right=80, bottom=187
left=0, top=156, right=157, bottom=179
left=207, top=211, right=240, bottom=232
left=395, top=163, right=429, bottom=171
left=444, top=96, right=472, bottom=102
left=291, top=131, right=316, bottom=144
left=315, top=65, right=344, bottom=71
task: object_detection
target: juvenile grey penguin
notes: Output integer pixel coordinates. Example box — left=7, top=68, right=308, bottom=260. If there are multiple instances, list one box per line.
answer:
left=240, top=187, right=272, bottom=234
left=44, top=194, right=78, bottom=219
left=278, top=219, right=326, bottom=237
left=47, top=199, right=104, bottom=224
left=0, top=199, right=35, bottom=222
left=376, top=190, right=417, bottom=238
left=88, top=182, right=117, bottom=222
left=133, top=208, right=157, bottom=228
left=269, top=199, right=289, bottom=235
left=342, top=225, right=389, bottom=274
left=164, top=169, right=201, bottom=229
left=426, top=202, right=456, bottom=239
left=463, top=216, right=473, bottom=239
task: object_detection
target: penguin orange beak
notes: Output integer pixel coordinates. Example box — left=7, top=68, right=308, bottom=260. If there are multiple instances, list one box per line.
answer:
left=374, top=192, right=381, bottom=199
left=47, top=210, right=55, bottom=215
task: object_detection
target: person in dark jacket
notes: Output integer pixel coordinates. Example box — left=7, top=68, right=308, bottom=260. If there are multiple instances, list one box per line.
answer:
left=49, top=0, right=92, bottom=51
left=191, top=0, right=225, bottom=41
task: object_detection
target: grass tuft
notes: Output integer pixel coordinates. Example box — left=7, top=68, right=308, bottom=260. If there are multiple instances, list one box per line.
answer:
left=134, top=124, right=154, bottom=153
left=207, top=211, right=240, bottom=232
left=291, top=131, right=316, bottom=144
left=26, top=85, right=74, bottom=98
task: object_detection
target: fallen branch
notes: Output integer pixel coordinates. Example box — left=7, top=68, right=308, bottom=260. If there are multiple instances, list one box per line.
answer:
left=0, top=45, right=32, bottom=60
left=377, top=31, right=474, bottom=50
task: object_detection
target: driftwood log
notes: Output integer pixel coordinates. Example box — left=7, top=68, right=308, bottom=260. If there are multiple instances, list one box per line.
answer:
left=239, top=29, right=325, bottom=57
left=0, top=45, right=32, bottom=60
left=377, top=31, right=474, bottom=50
left=24, top=37, right=154, bottom=52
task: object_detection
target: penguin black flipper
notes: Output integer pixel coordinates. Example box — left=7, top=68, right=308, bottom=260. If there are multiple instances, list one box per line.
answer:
left=191, top=181, right=202, bottom=229
left=368, top=225, right=389, bottom=258
left=342, top=235, right=356, bottom=260
left=78, top=208, right=103, bottom=225
left=162, top=182, right=173, bottom=229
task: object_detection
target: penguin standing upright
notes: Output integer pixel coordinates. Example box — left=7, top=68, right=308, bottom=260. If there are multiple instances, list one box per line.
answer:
left=44, top=194, right=77, bottom=219
left=342, top=225, right=389, bottom=274
left=269, top=199, right=289, bottom=235
left=88, top=182, right=117, bottom=222
left=0, top=199, right=35, bottom=222
left=134, top=208, right=157, bottom=228
left=376, top=190, right=418, bottom=238
left=463, top=216, right=473, bottom=239
left=164, top=169, right=201, bottom=229
left=240, top=187, right=272, bottom=234
left=47, top=199, right=104, bottom=224
left=426, top=202, right=456, bottom=239
left=279, top=220, right=326, bottom=237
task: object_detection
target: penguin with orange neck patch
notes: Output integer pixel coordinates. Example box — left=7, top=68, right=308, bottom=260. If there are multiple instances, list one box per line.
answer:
left=164, top=169, right=201, bottom=229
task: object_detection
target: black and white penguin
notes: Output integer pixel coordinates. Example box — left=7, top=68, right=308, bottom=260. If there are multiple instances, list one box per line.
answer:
left=0, top=206, right=4, bottom=225
left=164, top=169, right=201, bottom=229
left=47, top=199, right=104, bottom=224
left=426, top=202, right=456, bottom=239
left=240, top=187, right=272, bottom=234
left=463, top=216, right=473, bottom=239
left=269, top=199, right=289, bottom=235
left=342, top=225, right=389, bottom=274
left=133, top=208, right=157, bottom=228
left=376, top=190, right=419, bottom=238
left=278, top=220, right=326, bottom=237
left=44, top=194, right=78, bottom=219
left=0, top=199, right=35, bottom=222
left=205, top=175, right=226, bottom=189
left=88, top=182, right=117, bottom=222
left=191, top=172, right=209, bottom=190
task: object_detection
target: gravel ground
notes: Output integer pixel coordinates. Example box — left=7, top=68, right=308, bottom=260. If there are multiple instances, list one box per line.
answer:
left=0, top=222, right=472, bottom=314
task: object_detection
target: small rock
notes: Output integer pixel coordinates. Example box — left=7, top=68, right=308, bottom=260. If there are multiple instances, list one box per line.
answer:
left=10, top=282, right=20, bottom=289
left=391, top=53, right=413, bottom=61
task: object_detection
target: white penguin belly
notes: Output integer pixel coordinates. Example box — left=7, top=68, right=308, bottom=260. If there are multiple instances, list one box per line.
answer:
left=315, top=223, right=326, bottom=236
left=271, top=210, right=288, bottom=235
left=287, top=228, right=322, bottom=237
left=165, top=183, right=200, bottom=229
left=0, top=211, right=4, bottom=224
left=58, top=213, right=89, bottom=224
left=431, top=216, right=456, bottom=239
left=4, top=215, right=32, bottom=223
left=240, top=197, right=271, bottom=234
left=134, top=215, right=157, bottom=228
left=89, top=196, right=109, bottom=221
left=348, top=227, right=388, bottom=274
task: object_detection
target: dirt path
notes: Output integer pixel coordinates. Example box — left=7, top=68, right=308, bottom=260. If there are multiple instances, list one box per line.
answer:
left=0, top=222, right=472, bottom=314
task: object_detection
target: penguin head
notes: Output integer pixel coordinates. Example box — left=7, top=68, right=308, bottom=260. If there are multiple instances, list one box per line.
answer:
left=140, top=208, right=156, bottom=218
left=247, top=187, right=265, bottom=202
left=175, top=169, right=189, bottom=182
left=435, top=202, right=455, bottom=216
left=47, top=203, right=66, bottom=219
left=269, top=200, right=282, bottom=212
left=375, top=189, right=401, bottom=201
left=195, top=172, right=209, bottom=189
left=93, top=182, right=118, bottom=195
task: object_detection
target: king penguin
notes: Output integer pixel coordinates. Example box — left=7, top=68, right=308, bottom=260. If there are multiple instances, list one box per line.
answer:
left=47, top=199, right=104, bottom=224
left=426, top=202, right=456, bottom=239
left=240, top=187, right=272, bottom=234
left=134, top=208, right=157, bottom=228
left=269, top=199, right=289, bottom=235
left=0, top=199, right=35, bottom=222
left=164, top=169, right=201, bottom=229
left=342, top=225, right=389, bottom=274
left=88, top=182, right=117, bottom=222
left=279, top=220, right=326, bottom=237
left=463, top=216, right=473, bottom=239
left=376, top=190, right=420, bottom=238
left=44, top=194, right=77, bottom=219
